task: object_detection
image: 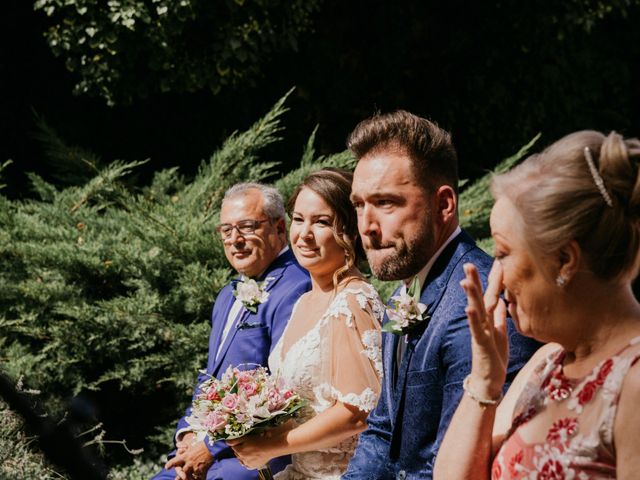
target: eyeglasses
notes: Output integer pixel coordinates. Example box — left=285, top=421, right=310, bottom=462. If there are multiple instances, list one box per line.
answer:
left=215, top=219, right=270, bottom=240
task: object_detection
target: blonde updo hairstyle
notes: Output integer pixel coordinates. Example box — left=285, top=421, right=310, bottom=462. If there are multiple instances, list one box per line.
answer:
left=491, top=130, right=640, bottom=282
left=287, top=168, right=365, bottom=287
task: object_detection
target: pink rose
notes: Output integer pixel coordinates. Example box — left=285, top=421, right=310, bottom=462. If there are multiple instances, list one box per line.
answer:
left=267, top=389, right=285, bottom=411
left=204, top=411, right=228, bottom=431
left=240, top=381, right=259, bottom=397
left=221, top=393, right=239, bottom=411
left=236, top=371, right=254, bottom=384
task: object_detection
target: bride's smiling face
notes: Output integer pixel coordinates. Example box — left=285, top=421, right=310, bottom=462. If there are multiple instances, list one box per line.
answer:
left=290, top=187, right=346, bottom=276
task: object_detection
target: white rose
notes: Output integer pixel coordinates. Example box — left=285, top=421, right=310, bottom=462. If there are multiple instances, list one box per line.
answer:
left=236, top=279, right=262, bottom=304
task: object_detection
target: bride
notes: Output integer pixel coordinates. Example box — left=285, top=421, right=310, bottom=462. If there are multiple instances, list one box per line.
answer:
left=228, top=168, right=384, bottom=479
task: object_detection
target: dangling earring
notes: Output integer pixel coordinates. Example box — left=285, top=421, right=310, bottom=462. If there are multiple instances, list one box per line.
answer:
left=555, top=275, right=567, bottom=287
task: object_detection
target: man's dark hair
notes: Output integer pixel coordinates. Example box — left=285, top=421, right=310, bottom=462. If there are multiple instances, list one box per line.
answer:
left=347, top=110, right=458, bottom=194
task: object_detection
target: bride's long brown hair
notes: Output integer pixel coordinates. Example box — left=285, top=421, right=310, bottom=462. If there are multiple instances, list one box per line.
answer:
left=287, top=168, right=365, bottom=289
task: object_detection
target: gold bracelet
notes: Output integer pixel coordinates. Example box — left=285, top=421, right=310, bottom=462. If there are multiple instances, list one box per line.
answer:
left=462, top=375, right=503, bottom=408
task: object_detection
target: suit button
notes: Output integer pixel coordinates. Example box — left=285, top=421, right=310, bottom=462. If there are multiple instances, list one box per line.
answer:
left=397, top=470, right=406, bottom=480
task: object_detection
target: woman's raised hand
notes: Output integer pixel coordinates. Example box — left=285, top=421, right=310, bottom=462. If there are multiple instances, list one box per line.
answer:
left=460, top=261, right=509, bottom=400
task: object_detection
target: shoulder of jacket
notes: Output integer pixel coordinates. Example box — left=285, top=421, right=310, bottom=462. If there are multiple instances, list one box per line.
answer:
left=280, top=262, right=311, bottom=283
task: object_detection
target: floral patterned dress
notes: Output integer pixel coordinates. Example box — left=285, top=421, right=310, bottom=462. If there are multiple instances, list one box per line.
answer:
left=492, top=335, right=640, bottom=479
left=268, top=282, right=384, bottom=479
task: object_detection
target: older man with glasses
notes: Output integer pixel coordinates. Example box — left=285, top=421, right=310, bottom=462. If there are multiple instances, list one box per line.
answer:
left=152, top=183, right=311, bottom=480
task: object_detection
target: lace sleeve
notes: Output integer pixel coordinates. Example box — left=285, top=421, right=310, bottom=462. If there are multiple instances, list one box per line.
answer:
left=321, top=284, right=384, bottom=412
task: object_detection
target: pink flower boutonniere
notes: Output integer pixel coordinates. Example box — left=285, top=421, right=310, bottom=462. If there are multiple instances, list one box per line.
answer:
left=382, top=276, right=429, bottom=335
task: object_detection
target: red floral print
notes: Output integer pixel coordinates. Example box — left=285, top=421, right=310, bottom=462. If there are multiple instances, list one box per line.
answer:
left=490, top=344, right=640, bottom=480
left=491, top=459, right=502, bottom=480
left=543, top=365, right=573, bottom=402
left=508, top=449, right=524, bottom=477
left=577, top=358, right=613, bottom=406
left=536, top=459, right=566, bottom=480
left=546, top=417, right=578, bottom=444
left=577, top=381, right=598, bottom=405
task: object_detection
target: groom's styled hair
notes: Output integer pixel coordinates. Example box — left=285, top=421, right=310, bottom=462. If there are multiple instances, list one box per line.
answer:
left=347, top=110, right=458, bottom=195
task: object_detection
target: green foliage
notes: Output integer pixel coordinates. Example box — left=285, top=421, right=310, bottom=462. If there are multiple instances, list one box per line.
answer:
left=459, top=133, right=542, bottom=252
left=562, top=0, right=640, bottom=32
left=0, top=91, right=365, bottom=475
left=1, top=90, right=296, bottom=406
left=0, top=400, right=63, bottom=480
left=0, top=86, right=549, bottom=475
left=107, top=457, right=161, bottom=480
left=0, top=160, right=11, bottom=191
left=33, top=0, right=322, bottom=105
left=274, top=125, right=356, bottom=202
left=32, top=113, right=105, bottom=187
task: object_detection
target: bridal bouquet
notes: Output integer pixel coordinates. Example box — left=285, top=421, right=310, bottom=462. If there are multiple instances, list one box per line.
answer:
left=186, top=364, right=305, bottom=479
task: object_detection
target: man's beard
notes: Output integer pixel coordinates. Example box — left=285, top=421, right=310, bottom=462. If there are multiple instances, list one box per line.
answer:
left=365, top=225, right=434, bottom=281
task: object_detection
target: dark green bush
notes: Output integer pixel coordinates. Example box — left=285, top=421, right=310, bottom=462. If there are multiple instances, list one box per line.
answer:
left=0, top=92, right=355, bottom=474
left=0, top=92, right=540, bottom=476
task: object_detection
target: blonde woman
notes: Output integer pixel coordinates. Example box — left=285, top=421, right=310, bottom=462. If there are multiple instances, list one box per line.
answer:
left=435, top=131, right=640, bottom=479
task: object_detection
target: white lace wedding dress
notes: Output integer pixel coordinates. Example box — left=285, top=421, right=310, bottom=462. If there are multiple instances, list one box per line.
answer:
left=269, top=282, right=384, bottom=479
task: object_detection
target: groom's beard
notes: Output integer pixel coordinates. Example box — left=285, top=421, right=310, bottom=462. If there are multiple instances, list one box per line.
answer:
left=365, top=222, right=434, bottom=282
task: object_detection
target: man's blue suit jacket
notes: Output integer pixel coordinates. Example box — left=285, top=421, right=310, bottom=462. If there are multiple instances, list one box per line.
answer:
left=153, top=249, right=311, bottom=480
left=342, top=230, right=540, bottom=480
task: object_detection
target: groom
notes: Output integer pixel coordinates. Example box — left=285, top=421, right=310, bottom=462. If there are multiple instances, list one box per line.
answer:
left=343, top=111, right=539, bottom=479
left=153, top=183, right=311, bottom=480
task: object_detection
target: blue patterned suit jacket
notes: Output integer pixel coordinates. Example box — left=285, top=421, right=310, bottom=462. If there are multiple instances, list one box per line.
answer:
left=153, top=249, right=311, bottom=480
left=342, top=230, right=540, bottom=480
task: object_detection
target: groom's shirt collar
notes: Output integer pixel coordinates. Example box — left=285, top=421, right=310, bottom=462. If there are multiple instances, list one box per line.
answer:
left=403, top=226, right=461, bottom=291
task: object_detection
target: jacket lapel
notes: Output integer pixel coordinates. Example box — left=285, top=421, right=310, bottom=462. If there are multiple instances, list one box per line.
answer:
left=418, top=230, right=477, bottom=320
left=382, top=298, right=401, bottom=425
left=389, top=264, right=446, bottom=419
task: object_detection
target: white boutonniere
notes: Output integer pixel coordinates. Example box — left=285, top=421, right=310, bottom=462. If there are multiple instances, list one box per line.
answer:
left=382, top=276, right=429, bottom=334
left=233, top=276, right=272, bottom=313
